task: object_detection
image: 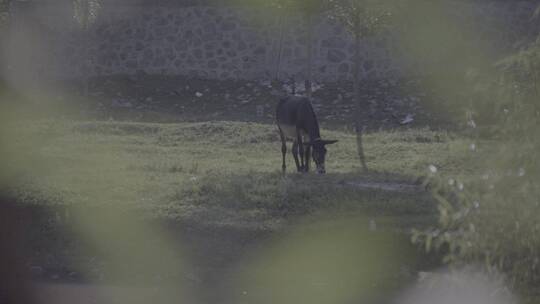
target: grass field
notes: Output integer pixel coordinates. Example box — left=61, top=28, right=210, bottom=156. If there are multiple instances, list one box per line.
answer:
left=0, top=115, right=486, bottom=300
left=5, top=119, right=472, bottom=231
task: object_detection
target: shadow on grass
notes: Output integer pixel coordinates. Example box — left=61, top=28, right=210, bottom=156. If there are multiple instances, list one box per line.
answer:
left=163, top=169, right=437, bottom=231
left=5, top=189, right=443, bottom=303
left=4, top=169, right=442, bottom=298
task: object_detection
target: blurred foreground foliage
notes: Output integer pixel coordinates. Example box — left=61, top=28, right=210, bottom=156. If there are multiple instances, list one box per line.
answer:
left=413, top=6, right=540, bottom=297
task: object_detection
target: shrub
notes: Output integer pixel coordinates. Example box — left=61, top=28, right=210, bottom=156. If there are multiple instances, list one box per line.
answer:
left=413, top=11, right=540, bottom=294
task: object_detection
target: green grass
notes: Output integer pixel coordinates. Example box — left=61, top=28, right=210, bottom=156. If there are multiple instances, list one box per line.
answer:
left=5, top=120, right=473, bottom=230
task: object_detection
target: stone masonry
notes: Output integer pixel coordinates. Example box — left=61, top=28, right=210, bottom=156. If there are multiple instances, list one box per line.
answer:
left=3, top=0, right=540, bottom=82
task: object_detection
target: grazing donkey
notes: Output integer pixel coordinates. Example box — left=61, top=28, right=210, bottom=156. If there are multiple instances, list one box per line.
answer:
left=276, top=96, right=338, bottom=174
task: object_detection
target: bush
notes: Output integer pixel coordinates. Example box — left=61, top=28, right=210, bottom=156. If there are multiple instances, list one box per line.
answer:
left=413, top=24, right=540, bottom=294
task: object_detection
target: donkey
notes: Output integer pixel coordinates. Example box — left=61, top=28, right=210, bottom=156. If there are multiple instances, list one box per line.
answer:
left=276, top=96, right=338, bottom=174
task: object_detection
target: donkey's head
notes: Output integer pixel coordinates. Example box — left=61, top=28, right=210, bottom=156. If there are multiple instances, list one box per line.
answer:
left=305, top=139, right=338, bottom=174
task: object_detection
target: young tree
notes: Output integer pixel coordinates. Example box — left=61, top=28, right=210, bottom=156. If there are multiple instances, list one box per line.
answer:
left=73, top=0, right=100, bottom=96
left=327, top=0, right=394, bottom=171
left=267, top=0, right=322, bottom=97
left=268, top=0, right=293, bottom=83
left=296, top=0, right=328, bottom=98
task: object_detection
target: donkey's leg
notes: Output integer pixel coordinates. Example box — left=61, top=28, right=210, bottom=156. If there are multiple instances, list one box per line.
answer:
left=279, top=130, right=287, bottom=174
left=292, top=141, right=301, bottom=172
left=296, top=131, right=305, bottom=172
left=304, top=145, right=311, bottom=172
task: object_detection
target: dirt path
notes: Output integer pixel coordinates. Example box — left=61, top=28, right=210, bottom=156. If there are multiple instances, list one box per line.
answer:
left=343, top=180, right=424, bottom=192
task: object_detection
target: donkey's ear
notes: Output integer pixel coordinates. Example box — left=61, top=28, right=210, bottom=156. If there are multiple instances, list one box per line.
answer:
left=322, top=140, right=338, bottom=145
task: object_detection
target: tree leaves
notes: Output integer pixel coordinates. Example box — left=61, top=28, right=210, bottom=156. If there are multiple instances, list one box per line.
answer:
left=327, top=0, right=395, bottom=37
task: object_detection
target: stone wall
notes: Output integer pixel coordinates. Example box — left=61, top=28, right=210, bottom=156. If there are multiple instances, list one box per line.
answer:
left=3, top=0, right=540, bottom=83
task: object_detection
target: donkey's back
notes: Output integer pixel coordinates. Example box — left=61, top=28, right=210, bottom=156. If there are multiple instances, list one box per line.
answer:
left=276, top=96, right=315, bottom=139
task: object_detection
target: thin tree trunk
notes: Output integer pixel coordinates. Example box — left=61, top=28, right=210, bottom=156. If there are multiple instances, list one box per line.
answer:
left=353, top=16, right=368, bottom=171
left=82, top=30, right=89, bottom=97
left=274, top=10, right=285, bottom=82
left=81, top=0, right=89, bottom=97
left=305, top=12, right=313, bottom=98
